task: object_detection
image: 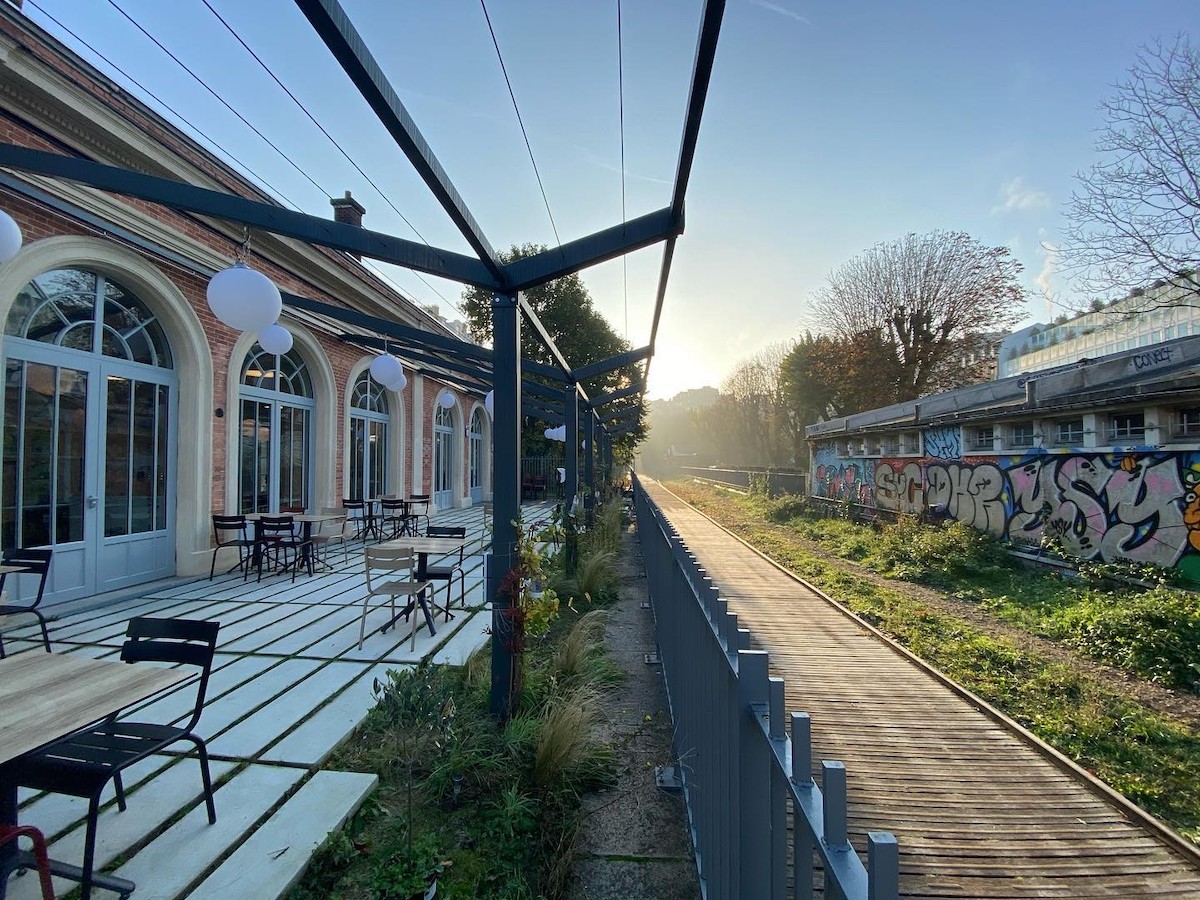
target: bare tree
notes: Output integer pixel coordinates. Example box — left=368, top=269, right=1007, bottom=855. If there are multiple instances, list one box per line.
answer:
left=1060, top=37, right=1200, bottom=308
left=695, top=343, right=796, bottom=466
left=809, top=231, right=1025, bottom=399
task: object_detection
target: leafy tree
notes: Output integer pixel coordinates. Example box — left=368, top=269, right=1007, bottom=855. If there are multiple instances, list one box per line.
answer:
left=460, top=244, right=646, bottom=453
left=808, top=230, right=1025, bottom=399
left=784, top=328, right=904, bottom=424
left=1060, top=37, right=1200, bottom=308
left=694, top=343, right=796, bottom=467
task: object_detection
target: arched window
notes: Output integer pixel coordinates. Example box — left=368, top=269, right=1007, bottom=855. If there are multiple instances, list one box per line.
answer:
left=433, top=403, right=455, bottom=509
left=3, top=267, right=177, bottom=599
left=468, top=407, right=485, bottom=503
left=349, top=371, right=389, bottom=500
left=238, top=345, right=314, bottom=513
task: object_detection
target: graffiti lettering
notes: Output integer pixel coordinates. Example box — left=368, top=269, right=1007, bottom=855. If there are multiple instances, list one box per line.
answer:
left=922, top=426, right=960, bottom=460
left=1132, top=346, right=1173, bottom=370
left=925, top=463, right=1006, bottom=536
left=874, top=461, right=924, bottom=513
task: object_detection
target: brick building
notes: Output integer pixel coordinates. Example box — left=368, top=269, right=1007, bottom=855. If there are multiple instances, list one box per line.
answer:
left=0, top=4, right=491, bottom=606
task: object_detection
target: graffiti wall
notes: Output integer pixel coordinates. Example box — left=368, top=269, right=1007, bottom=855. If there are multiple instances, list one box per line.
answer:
left=812, top=431, right=1200, bottom=579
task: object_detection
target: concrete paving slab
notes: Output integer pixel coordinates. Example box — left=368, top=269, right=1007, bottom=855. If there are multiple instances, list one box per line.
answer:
left=259, top=662, right=403, bottom=766
left=208, top=661, right=365, bottom=759
left=185, top=770, right=377, bottom=900
left=220, top=603, right=344, bottom=652
left=200, top=658, right=322, bottom=737
left=430, top=611, right=490, bottom=665
left=111, top=763, right=305, bottom=900
left=254, top=605, right=364, bottom=656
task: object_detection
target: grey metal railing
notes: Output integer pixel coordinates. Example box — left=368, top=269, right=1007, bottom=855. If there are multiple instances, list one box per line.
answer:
left=680, top=466, right=807, bottom=497
left=633, top=474, right=899, bottom=900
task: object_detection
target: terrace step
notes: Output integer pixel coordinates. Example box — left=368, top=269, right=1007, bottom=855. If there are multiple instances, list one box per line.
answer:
left=186, top=770, right=377, bottom=900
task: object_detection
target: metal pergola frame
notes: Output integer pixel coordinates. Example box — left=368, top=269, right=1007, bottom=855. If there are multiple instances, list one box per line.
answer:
left=0, top=0, right=726, bottom=718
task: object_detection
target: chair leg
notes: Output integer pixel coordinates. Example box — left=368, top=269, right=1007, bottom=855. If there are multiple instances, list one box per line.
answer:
left=16, top=825, right=56, bottom=900
left=81, top=794, right=102, bottom=900
left=33, top=610, right=51, bottom=653
left=188, top=734, right=217, bottom=824
left=113, top=770, right=127, bottom=811
left=358, top=594, right=370, bottom=649
left=209, top=548, right=218, bottom=580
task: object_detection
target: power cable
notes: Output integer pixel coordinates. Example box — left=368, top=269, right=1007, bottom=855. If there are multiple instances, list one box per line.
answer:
left=478, top=0, right=562, bottom=248
left=103, top=0, right=332, bottom=199
left=617, top=0, right=628, bottom=339
left=198, top=0, right=458, bottom=313
left=25, top=0, right=305, bottom=212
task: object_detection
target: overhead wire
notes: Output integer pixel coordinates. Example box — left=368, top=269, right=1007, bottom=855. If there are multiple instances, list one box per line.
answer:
left=478, top=0, right=562, bottom=249
left=197, top=0, right=459, bottom=313
left=25, top=0, right=305, bottom=212
left=617, top=0, right=628, bottom=340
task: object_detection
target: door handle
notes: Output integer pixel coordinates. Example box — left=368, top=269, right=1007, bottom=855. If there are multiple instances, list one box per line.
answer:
left=87, top=495, right=99, bottom=508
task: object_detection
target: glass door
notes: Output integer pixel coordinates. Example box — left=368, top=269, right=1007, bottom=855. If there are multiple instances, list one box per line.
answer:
left=469, top=409, right=484, bottom=503
left=433, top=405, right=454, bottom=509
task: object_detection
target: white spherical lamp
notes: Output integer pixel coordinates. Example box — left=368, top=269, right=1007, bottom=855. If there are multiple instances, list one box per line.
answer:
left=257, top=322, right=293, bottom=355
left=206, top=262, right=282, bottom=332
left=369, top=352, right=403, bottom=386
left=544, top=426, right=555, bottom=440
left=386, top=369, right=408, bottom=392
left=0, top=209, right=22, bottom=265
left=437, top=389, right=455, bottom=410
left=484, top=390, right=494, bottom=419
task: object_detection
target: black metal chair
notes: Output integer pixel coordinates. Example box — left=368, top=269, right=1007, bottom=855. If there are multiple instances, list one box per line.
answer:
left=407, top=494, right=431, bottom=535
left=424, top=525, right=466, bottom=621
left=256, top=515, right=309, bottom=582
left=0, top=548, right=53, bottom=658
left=209, top=515, right=253, bottom=581
left=379, top=498, right=410, bottom=540
left=342, top=498, right=376, bottom=541
left=0, top=617, right=220, bottom=900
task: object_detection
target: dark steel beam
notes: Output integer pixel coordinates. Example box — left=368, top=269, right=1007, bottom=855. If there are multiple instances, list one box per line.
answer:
left=524, top=400, right=564, bottom=424
left=520, top=378, right=562, bottom=402
left=572, top=345, right=652, bottom=383
left=522, top=357, right=571, bottom=383
left=601, top=403, right=641, bottom=423
left=671, top=0, right=726, bottom=221
left=341, top=334, right=491, bottom=384
left=607, top=421, right=639, bottom=438
left=0, top=144, right=500, bottom=288
left=564, top=386, right=579, bottom=507
left=583, top=411, right=595, bottom=526
left=643, top=237, right=677, bottom=390
left=503, top=207, right=680, bottom=292
left=293, top=0, right=506, bottom=286
left=590, top=381, right=645, bottom=408
left=286, top=293, right=493, bottom=362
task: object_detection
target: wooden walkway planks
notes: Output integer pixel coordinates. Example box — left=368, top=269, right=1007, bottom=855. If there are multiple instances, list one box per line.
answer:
left=643, top=481, right=1200, bottom=899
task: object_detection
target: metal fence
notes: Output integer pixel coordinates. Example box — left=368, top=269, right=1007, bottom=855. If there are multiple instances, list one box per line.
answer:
left=680, top=466, right=807, bottom=497
left=633, top=474, right=899, bottom=900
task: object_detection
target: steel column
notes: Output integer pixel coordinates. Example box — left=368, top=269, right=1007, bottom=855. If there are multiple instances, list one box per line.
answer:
left=564, top=386, right=579, bottom=511
left=583, top=410, right=595, bottom=526
left=488, top=292, right=521, bottom=719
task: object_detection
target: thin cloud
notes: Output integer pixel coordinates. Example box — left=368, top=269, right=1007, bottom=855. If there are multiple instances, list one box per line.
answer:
left=1035, top=241, right=1059, bottom=300
left=992, top=177, right=1051, bottom=214
left=748, top=0, right=813, bottom=26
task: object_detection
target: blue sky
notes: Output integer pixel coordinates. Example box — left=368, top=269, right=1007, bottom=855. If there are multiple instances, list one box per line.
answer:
left=19, top=0, right=1197, bottom=399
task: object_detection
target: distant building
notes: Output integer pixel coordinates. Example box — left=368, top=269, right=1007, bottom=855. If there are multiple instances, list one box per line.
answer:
left=998, top=275, right=1200, bottom=378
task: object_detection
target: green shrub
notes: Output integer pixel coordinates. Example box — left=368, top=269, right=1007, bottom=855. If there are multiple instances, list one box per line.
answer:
left=877, top=517, right=1006, bottom=583
left=1051, top=586, right=1200, bottom=690
left=761, top=492, right=810, bottom=523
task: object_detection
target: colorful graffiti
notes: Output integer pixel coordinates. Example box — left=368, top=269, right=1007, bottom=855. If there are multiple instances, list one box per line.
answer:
left=922, top=426, right=961, bottom=460
left=811, top=438, right=1200, bottom=575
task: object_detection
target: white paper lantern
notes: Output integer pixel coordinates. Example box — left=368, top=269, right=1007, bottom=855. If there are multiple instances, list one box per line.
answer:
left=206, top=262, right=281, bottom=332
left=484, top=390, right=494, bottom=418
left=544, top=426, right=555, bottom=440
left=385, top=369, right=408, bottom=392
left=369, top=352, right=403, bottom=386
left=437, top=390, right=455, bottom=410
left=257, top=322, right=293, bottom=355
left=0, top=209, right=22, bottom=265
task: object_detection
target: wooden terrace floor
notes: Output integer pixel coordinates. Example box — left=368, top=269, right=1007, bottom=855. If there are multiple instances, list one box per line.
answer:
left=642, top=480, right=1200, bottom=899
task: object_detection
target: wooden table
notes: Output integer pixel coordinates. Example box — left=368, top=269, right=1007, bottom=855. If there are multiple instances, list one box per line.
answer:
left=0, top=565, right=31, bottom=579
left=0, top=652, right=191, bottom=898
left=375, top=536, right=467, bottom=639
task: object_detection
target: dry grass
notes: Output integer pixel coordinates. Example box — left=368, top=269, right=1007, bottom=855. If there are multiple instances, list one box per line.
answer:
left=532, top=686, right=603, bottom=791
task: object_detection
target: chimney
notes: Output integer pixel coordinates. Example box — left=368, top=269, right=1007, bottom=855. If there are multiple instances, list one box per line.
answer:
left=330, top=191, right=366, bottom=258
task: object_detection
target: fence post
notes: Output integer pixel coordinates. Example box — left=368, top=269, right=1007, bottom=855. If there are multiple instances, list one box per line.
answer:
left=868, top=833, right=900, bottom=900
left=823, top=761, right=850, bottom=900
left=737, top=650, right=771, bottom=900
left=791, top=713, right=814, bottom=900
left=768, top=677, right=787, bottom=899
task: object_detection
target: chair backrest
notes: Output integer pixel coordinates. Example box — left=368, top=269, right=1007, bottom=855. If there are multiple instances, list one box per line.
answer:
left=211, top=515, right=247, bottom=544
left=364, top=545, right=417, bottom=589
left=318, top=508, right=350, bottom=536
left=121, top=616, right=219, bottom=729
left=259, top=515, right=296, bottom=538
left=409, top=494, right=430, bottom=507
left=426, top=525, right=466, bottom=560
left=380, top=498, right=407, bottom=516
left=2, top=547, right=53, bottom=607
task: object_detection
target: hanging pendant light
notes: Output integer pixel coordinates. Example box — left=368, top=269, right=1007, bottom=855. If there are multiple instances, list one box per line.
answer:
left=385, top=368, right=408, bottom=392
left=484, top=390, right=494, bottom=419
left=206, top=261, right=281, bottom=332
left=369, top=352, right=403, bottom=386
left=437, top=389, right=455, bottom=410
left=257, top=322, right=293, bottom=355
left=0, top=209, right=23, bottom=264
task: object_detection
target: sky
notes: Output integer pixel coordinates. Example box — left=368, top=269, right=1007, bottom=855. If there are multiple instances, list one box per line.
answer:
left=17, top=0, right=1198, bottom=400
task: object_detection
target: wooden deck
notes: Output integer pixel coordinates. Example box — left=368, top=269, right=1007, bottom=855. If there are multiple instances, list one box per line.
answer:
left=642, top=480, right=1200, bottom=899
